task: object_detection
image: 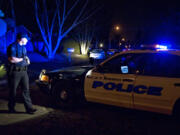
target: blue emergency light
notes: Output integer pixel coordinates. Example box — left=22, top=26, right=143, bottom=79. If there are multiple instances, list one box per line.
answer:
left=67, top=48, right=75, bottom=53
left=155, top=44, right=168, bottom=50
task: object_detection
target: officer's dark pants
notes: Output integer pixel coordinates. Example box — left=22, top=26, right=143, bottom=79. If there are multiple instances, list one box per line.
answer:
left=8, top=71, right=33, bottom=111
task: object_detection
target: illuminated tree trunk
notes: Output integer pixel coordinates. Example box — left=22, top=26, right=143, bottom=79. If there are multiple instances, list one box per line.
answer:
left=72, top=23, right=95, bottom=55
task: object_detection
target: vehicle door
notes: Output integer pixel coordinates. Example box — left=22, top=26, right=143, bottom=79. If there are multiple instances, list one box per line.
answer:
left=85, top=53, right=137, bottom=109
left=133, top=53, right=180, bottom=114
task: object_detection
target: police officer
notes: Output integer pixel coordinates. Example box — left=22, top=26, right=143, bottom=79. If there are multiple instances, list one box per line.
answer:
left=7, top=33, right=37, bottom=114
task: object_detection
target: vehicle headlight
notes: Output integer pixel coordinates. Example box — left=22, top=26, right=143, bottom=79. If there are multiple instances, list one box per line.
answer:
left=39, top=69, right=49, bottom=82
left=40, top=75, right=49, bottom=82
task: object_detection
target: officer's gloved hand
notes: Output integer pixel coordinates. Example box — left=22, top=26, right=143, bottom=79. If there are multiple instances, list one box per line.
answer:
left=24, top=56, right=30, bottom=65
left=17, top=59, right=29, bottom=67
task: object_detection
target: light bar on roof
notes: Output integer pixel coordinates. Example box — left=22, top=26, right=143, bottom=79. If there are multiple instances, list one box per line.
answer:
left=155, top=44, right=168, bottom=50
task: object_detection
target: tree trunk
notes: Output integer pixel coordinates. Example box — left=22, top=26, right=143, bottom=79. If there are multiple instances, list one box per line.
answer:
left=47, top=51, right=54, bottom=59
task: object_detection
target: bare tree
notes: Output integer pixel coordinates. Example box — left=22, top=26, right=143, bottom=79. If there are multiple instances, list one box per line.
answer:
left=72, top=23, right=95, bottom=55
left=10, top=0, right=16, bottom=41
left=34, top=0, right=94, bottom=59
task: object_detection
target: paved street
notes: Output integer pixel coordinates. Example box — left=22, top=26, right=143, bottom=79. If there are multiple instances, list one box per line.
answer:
left=0, top=84, right=180, bottom=135
left=0, top=72, right=180, bottom=135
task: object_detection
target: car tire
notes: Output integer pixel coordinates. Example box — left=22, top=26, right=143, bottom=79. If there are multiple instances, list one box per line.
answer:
left=173, top=100, right=180, bottom=121
left=53, top=83, right=74, bottom=109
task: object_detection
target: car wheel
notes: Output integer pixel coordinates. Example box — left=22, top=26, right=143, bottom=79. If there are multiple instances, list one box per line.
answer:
left=53, top=83, right=74, bottom=108
left=173, top=100, right=180, bottom=121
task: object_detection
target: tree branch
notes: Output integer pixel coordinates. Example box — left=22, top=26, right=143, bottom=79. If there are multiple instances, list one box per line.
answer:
left=50, top=9, right=57, bottom=37
left=34, top=0, right=49, bottom=51
left=65, top=0, right=80, bottom=20
left=75, top=6, right=100, bottom=26
left=43, top=0, right=50, bottom=41
left=72, top=0, right=88, bottom=26
left=56, top=0, right=62, bottom=34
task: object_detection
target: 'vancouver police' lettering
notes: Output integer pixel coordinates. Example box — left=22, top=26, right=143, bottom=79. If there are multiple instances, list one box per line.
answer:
left=92, top=81, right=163, bottom=96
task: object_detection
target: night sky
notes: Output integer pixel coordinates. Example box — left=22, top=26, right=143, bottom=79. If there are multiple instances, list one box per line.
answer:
left=101, top=0, right=180, bottom=43
left=1, top=0, right=180, bottom=45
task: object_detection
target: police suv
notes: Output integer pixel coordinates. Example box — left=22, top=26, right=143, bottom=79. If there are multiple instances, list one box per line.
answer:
left=36, top=48, right=180, bottom=117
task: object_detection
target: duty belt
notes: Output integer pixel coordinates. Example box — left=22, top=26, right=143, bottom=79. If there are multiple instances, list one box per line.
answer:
left=13, top=66, right=27, bottom=71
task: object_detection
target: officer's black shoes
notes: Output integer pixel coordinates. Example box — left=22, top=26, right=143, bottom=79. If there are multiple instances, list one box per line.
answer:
left=26, top=108, right=37, bottom=114
left=8, top=108, right=37, bottom=114
left=8, top=108, right=16, bottom=113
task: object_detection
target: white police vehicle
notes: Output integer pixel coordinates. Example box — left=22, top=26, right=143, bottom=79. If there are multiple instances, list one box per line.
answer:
left=36, top=46, right=180, bottom=118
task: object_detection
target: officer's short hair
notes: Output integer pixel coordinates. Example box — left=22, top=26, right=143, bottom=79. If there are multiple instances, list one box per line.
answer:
left=16, top=33, right=30, bottom=40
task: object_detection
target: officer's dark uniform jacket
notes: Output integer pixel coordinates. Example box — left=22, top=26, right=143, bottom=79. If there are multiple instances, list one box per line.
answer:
left=7, top=42, right=28, bottom=71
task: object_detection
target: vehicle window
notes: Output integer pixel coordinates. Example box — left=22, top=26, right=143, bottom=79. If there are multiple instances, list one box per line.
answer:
left=98, top=52, right=180, bottom=77
left=173, top=55, right=180, bottom=78
left=100, top=54, right=129, bottom=73
left=101, top=53, right=143, bottom=74
left=160, top=54, right=180, bottom=78
left=142, top=53, right=180, bottom=78
left=126, top=53, right=149, bottom=74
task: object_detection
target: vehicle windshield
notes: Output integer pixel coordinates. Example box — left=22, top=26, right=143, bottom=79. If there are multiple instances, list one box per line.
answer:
left=92, top=49, right=104, bottom=53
